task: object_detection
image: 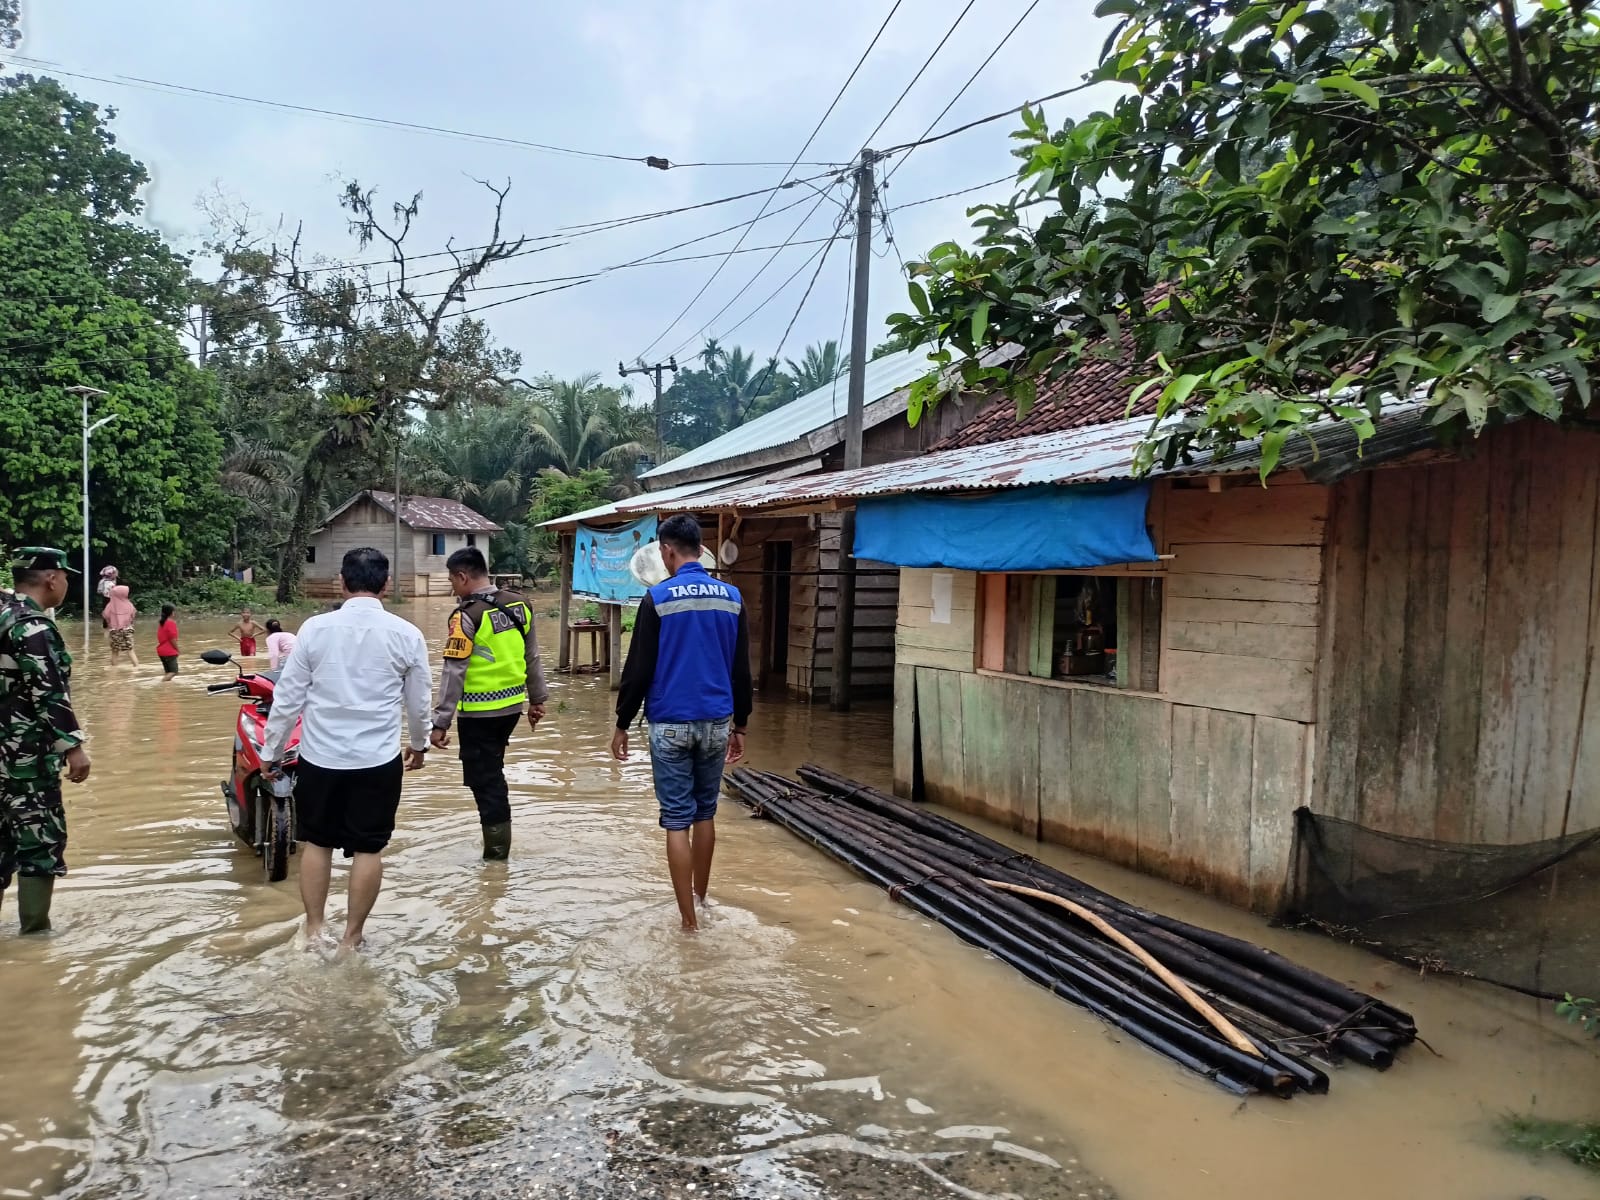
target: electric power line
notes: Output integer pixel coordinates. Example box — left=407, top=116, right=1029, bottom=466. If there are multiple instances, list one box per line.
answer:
left=858, top=0, right=978, bottom=152
left=734, top=203, right=856, bottom=423
left=0, top=53, right=847, bottom=170
left=885, top=0, right=1045, bottom=184
left=633, top=0, right=906, bottom=361
left=664, top=183, right=844, bottom=360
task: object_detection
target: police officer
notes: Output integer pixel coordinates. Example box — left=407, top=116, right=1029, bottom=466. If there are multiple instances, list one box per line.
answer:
left=429, top=547, right=548, bottom=860
left=0, top=547, right=91, bottom=934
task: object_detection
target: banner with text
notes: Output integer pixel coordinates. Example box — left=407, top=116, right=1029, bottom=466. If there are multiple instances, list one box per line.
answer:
left=573, top=517, right=656, bottom=603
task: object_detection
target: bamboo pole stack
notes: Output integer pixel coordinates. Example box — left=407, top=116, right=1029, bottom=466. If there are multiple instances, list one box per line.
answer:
left=725, top=765, right=1418, bottom=1099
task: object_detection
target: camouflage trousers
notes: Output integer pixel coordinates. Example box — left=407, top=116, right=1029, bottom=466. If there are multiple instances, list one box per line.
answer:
left=0, top=784, right=67, bottom=889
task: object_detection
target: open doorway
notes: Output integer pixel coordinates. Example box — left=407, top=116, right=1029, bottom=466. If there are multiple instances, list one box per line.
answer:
left=762, top=541, right=792, bottom=680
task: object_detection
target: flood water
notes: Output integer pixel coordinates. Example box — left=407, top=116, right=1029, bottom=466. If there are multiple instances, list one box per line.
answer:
left=1, top=598, right=1597, bottom=1199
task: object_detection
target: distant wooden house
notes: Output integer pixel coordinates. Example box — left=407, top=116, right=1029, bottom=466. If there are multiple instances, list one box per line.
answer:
left=540, top=349, right=983, bottom=698
left=306, top=490, right=501, bottom=598
left=634, top=379, right=1600, bottom=913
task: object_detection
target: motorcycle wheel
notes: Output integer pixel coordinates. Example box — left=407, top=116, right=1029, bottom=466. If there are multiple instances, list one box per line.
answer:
left=264, top=796, right=292, bottom=883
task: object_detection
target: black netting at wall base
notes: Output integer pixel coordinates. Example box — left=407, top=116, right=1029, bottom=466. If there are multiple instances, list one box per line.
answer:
left=1284, top=808, right=1600, bottom=1000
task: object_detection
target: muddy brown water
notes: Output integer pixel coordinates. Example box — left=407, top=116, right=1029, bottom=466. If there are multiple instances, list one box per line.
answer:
left=1, top=599, right=1596, bottom=1199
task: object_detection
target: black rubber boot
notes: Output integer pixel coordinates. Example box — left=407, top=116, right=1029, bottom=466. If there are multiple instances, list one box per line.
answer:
left=17, top=876, right=54, bottom=934
left=482, top=822, right=511, bottom=861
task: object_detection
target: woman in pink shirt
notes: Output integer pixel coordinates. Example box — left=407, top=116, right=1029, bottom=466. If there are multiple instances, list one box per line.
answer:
left=265, top=619, right=298, bottom=669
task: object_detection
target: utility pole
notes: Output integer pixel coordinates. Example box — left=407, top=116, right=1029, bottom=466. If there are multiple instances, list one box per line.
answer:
left=196, top=303, right=209, bottom=367
left=619, top=357, right=677, bottom=471
left=66, top=385, right=115, bottom=649
left=830, top=149, right=878, bottom=713
left=392, top=432, right=404, bottom=604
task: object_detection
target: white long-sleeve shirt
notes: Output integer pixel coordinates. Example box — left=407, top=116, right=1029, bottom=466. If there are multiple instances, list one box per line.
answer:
left=261, top=597, right=432, bottom=770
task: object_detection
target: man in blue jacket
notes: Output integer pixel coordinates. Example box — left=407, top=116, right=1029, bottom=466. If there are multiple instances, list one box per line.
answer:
left=612, top=515, right=752, bottom=932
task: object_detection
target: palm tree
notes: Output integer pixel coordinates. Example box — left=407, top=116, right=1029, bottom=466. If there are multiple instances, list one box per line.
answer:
left=529, top=374, right=651, bottom=480
left=786, top=340, right=849, bottom=394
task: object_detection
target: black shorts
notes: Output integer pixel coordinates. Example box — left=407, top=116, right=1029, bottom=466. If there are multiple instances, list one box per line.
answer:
left=160, top=655, right=180, bottom=675
left=294, top=756, right=403, bottom=857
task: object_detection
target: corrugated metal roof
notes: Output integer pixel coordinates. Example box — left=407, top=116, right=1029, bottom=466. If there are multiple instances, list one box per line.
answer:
left=638, top=347, right=932, bottom=483
left=537, top=458, right=826, bottom=529
left=324, top=490, right=502, bottom=532
left=648, top=402, right=1454, bottom=513
left=536, top=472, right=761, bottom=530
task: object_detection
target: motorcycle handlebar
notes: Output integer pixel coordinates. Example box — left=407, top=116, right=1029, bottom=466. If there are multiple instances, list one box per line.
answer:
left=206, top=681, right=240, bottom=694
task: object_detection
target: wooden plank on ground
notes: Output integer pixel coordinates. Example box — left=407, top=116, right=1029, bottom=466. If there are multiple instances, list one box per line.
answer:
left=1250, top=716, right=1307, bottom=913
left=1168, top=542, right=1323, bottom=583
left=1165, top=482, right=1329, bottom=546
left=1163, top=650, right=1316, bottom=722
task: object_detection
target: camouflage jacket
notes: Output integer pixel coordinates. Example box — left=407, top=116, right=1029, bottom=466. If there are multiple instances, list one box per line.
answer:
left=0, top=593, right=84, bottom=788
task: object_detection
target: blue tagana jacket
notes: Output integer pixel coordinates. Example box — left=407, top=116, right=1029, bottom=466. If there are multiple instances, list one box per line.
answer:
left=615, top=562, right=753, bottom=728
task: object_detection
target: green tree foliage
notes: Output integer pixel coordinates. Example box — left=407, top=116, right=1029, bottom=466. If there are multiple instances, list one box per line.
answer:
left=0, top=77, right=190, bottom=317
left=0, top=210, right=227, bottom=586
left=525, top=469, right=613, bottom=580
left=205, top=180, right=527, bottom=601
left=529, top=374, right=652, bottom=479
left=0, top=70, right=227, bottom=589
left=786, top=340, right=850, bottom=394
left=887, top=0, right=1600, bottom=477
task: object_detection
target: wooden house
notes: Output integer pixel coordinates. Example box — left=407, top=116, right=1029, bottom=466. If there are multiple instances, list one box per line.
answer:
left=540, top=349, right=981, bottom=697
left=638, top=398, right=1600, bottom=914
left=305, top=490, right=501, bottom=599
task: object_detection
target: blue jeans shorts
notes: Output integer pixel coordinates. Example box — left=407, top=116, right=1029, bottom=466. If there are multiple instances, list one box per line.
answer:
left=649, top=719, right=731, bottom=831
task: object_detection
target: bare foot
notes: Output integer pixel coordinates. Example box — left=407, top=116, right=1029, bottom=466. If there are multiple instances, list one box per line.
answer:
left=680, top=920, right=699, bottom=934
left=334, top=937, right=367, bottom=961
left=303, top=923, right=326, bottom=949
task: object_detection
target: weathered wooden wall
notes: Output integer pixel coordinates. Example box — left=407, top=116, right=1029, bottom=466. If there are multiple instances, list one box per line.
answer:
left=906, top=666, right=1308, bottom=909
left=1161, top=479, right=1329, bottom=721
left=1315, top=422, right=1600, bottom=841
left=892, top=477, right=1327, bottom=911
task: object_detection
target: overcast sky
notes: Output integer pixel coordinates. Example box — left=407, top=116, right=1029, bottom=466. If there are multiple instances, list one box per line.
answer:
left=15, top=0, right=1113, bottom=383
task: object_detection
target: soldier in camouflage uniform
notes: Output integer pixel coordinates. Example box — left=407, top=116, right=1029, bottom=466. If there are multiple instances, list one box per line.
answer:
left=0, top=547, right=92, bottom=934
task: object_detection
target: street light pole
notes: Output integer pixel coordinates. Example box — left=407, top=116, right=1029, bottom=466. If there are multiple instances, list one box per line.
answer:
left=66, top=385, right=114, bottom=648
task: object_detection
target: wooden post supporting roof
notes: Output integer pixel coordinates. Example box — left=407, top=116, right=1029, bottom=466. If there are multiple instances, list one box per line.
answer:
left=557, top=532, right=573, bottom=674
left=608, top=602, right=623, bottom=691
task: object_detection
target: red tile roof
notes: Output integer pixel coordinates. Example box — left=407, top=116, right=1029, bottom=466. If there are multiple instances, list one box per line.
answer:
left=932, top=339, right=1158, bottom=451
left=363, top=490, right=502, bottom=532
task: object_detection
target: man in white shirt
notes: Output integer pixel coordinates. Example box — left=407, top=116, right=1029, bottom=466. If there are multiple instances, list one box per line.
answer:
left=262, top=547, right=431, bottom=955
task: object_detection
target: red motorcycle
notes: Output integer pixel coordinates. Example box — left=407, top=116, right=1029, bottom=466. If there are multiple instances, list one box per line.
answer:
left=202, top=648, right=300, bottom=882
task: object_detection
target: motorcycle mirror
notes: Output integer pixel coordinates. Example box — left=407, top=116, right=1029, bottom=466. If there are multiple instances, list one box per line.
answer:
left=199, top=649, right=233, bottom=665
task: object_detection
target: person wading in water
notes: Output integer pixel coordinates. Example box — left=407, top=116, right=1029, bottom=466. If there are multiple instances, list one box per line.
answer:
left=261, top=547, right=431, bottom=956
left=611, top=515, right=751, bottom=932
left=0, top=548, right=92, bottom=933
left=430, top=548, right=547, bottom=860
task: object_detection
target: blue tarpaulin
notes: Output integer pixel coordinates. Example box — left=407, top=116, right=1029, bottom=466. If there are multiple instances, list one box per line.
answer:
left=853, top=483, right=1156, bottom=572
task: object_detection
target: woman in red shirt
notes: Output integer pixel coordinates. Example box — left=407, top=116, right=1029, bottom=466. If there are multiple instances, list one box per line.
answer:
left=157, top=604, right=181, bottom=681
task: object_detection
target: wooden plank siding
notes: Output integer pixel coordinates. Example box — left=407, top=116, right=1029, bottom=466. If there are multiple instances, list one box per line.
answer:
left=911, top=665, right=1309, bottom=908
left=1312, top=422, right=1600, bottom=841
